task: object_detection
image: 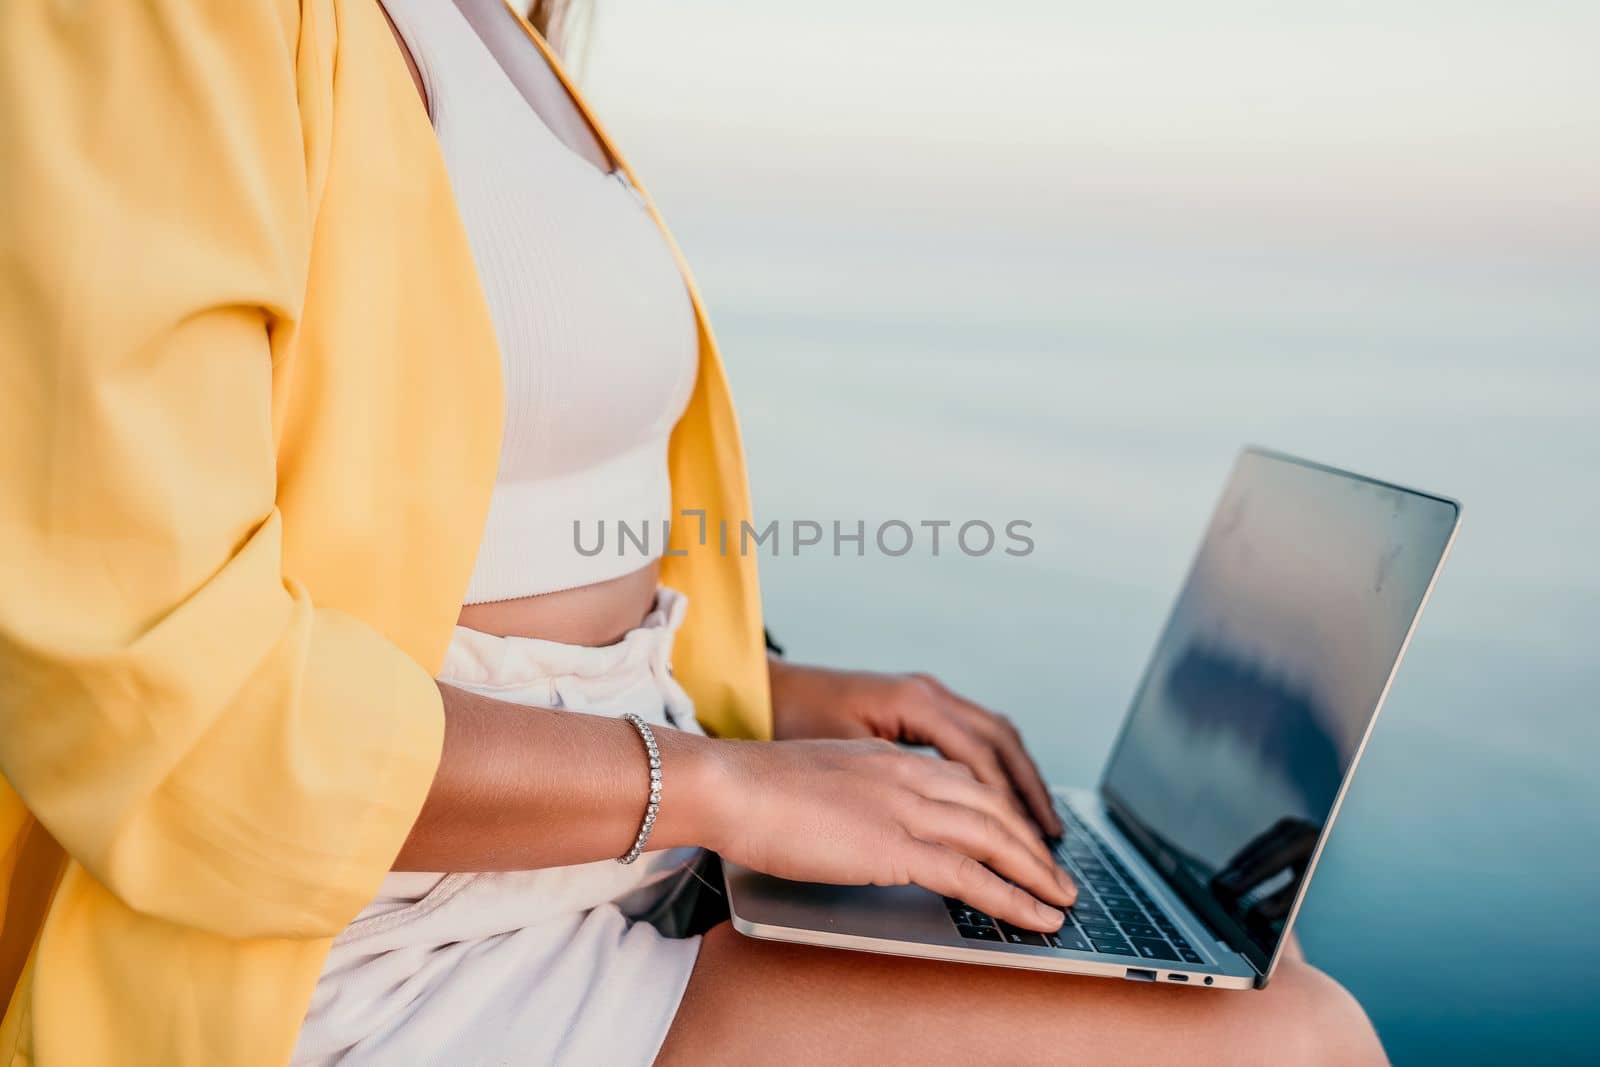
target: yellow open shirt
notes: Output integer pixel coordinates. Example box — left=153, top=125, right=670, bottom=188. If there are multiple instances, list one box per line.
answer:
left=0, top=1, right=770, bottom=1062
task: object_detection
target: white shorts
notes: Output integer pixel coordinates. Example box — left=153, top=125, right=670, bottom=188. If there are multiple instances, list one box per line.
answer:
left=293, top=588, right=706, bottom=1066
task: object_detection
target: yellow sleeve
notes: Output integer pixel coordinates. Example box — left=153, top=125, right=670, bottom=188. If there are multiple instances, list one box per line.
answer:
left=0, top=0, right=444, bottom=939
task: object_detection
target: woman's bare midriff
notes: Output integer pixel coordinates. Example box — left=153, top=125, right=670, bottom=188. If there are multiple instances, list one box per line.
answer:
left=456, top=560, right=663, bottom=647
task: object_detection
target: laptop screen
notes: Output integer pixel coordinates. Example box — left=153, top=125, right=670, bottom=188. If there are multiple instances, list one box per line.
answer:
left=1100, top=449, right=1458, bottom=971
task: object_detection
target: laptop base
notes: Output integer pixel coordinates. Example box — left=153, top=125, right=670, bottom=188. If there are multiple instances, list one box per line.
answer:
left=723, top=787, right=1259, bottom=990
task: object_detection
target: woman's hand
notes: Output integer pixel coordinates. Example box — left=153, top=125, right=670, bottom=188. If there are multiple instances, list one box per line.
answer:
left=768, top=659, right=1064, bottom=838
left=692, top=737, right=1077, bottom=932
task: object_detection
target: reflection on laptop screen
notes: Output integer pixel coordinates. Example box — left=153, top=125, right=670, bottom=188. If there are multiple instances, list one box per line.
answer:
left=1101, top=450, right=1458, bottom=967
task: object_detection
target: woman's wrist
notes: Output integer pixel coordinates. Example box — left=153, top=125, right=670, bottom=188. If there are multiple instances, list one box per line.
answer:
left=646, top=727, right=740, bottom=855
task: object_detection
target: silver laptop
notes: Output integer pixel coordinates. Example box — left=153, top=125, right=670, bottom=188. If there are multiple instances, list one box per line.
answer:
left=725, top=447, right=1461, bottom=989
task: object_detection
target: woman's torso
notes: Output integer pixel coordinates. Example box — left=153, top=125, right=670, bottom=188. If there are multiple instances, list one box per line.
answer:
left=379, top=0, right=696, bottom=645
left=457, top=561, right=663, bottom=645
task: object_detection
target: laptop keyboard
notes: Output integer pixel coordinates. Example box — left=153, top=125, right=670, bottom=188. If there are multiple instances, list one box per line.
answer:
left=944, top=802, right=1205, bottom=964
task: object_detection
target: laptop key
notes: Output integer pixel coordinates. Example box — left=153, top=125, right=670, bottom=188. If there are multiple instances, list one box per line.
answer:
left=1091, top=936, right=1135, bottom=955
left=1048, top=928, right=1090, bottom=952
left=1178, top=948, right=1204, bottom=963
left=998, top=923, right=1049, bottom=947
left=957, top=924, right=1002, bottom=942
left=1109, top=907, right=1147, bottom=924
left=1131, top=939, right=1179, bottom=961
left=1120, top=922, right=1162, bottom=940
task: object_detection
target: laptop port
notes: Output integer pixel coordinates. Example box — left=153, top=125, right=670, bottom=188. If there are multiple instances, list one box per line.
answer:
left=1123, top=968, right=1157, bottom=982
left=1167, top=974, right=1189, bottom=982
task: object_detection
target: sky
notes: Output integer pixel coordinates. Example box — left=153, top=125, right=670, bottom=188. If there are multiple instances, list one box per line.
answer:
left=583, top=0, right=1600, bottom=257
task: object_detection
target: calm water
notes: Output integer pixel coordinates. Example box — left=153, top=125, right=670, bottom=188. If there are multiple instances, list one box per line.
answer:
left=648, top=199, right=1600, bottom=1062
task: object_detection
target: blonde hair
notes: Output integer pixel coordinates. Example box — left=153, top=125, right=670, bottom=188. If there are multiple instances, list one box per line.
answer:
left=526, top=1, right=587, bottom=54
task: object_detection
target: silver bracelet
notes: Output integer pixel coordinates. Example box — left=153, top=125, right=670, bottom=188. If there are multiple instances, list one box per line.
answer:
left=617, top=713, right=662, bottom=864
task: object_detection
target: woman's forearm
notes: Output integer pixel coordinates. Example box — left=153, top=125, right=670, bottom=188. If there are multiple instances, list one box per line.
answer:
left=393, top=681, right=728, bottom=871
left=396, top=682, right=1076, bottom=931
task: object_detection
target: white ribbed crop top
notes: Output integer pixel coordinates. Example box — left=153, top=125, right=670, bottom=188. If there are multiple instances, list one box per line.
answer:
left=380, top=0, right=697, bottom=603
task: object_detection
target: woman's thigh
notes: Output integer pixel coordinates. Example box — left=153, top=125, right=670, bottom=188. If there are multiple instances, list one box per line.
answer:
left=660, top=922, right=1384, bottom=1066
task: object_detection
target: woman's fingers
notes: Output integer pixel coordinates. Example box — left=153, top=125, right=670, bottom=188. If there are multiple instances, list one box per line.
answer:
left=937, top=689, right=1063, bottom=837
left=913, top=759, right=1056, bottom=867
left=906, top=710, right=1033, bottom=826
left=909, top=797, right=1076, bottom=910
left=904, top=839, right=1066, bottom=932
